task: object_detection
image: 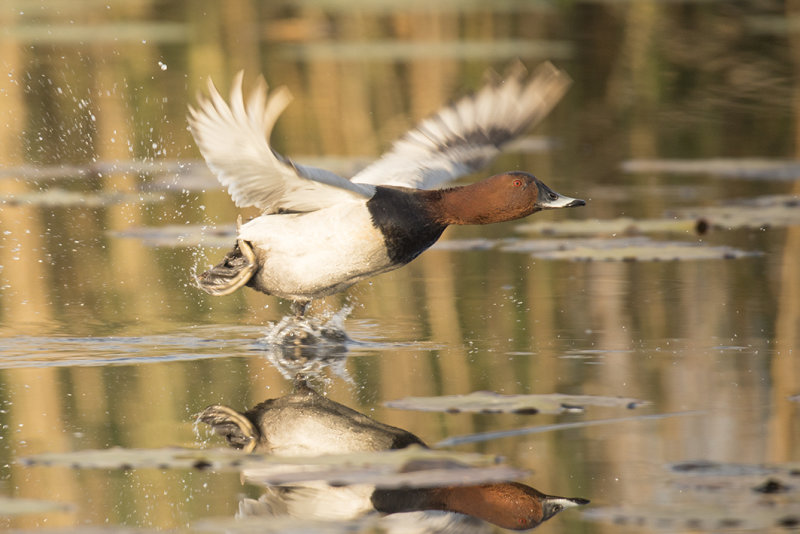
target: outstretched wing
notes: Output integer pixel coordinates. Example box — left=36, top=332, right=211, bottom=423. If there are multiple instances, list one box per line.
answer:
left=351, top=62, right=570, bottom=190
left=189, top=72, right=375, bottom=214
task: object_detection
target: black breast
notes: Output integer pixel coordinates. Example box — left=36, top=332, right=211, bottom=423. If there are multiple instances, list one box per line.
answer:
left=366, top=186, right=448, bottom=265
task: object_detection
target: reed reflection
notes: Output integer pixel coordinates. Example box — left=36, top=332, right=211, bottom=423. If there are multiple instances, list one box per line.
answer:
left=199, top=379, right=588, bottom=531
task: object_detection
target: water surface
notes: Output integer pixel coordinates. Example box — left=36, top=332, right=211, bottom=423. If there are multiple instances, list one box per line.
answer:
left=1, top=1, right=799, bottom=532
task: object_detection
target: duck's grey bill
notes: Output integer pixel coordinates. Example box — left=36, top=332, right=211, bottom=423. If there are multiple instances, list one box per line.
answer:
left=541, top=194, right=586, bottom=209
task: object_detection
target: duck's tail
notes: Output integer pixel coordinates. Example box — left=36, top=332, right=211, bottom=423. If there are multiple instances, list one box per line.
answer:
left=196, top=239, right=257, bottom=296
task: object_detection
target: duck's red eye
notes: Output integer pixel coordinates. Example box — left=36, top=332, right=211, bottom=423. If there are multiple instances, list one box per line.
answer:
left=512, top=179, right=523, bottom=187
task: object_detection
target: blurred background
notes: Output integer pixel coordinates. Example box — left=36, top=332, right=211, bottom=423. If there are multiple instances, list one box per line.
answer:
left=0, top=0, right=799, bottom=532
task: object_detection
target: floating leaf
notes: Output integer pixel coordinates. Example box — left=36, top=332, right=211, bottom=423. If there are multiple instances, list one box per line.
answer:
left=0, top=330, right=262, bottom=369
left=110, top=224, right=235, bottom=248
left=385, top=391, right=649, bottom=415
left=667, top=460, right=800, bottom=491
left=621, top=158, right=800, bottom=180
left=23, top=445, right=525, bottom=491
left=1, top=528, right=160, bottom=534
left=586, top=460, right=800, bottom=530
left=436, top=412, right=703, bottom=448
left=0, top=496, right=72, bottom=516
left=584, top=503, right=800, bottom=531
left=21, top=445, right=508, bottom=488
left=0, top=158, right=363, bottom=188
left=1, top=189, right=164, bottom=208
left=279, top=39, right=572, bottom=61
left=194, top=514, right=380, bottom=534
left=516, top=217, right=702, bottom=237
left=2, top=22, right=189, bottom=44
left=516, top=195, right=800, bottom=238
left=501, top=237, right=761, bottom=261
left=432, top=238, right=501, bottom=251
left=668, top=460, right=782, bottom=477
left=678, top=195, right=800, bottom=230
left=0, top=159, right=200, bottom=181
left=20, top=447, right=255, bottom=471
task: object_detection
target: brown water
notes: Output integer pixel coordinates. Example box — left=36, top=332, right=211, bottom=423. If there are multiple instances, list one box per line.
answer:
left=1, top=1, right=799, bottom=532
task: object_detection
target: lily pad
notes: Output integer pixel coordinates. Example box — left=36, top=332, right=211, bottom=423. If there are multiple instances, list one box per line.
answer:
left=5, top=528, right=163, bottom=534
left=436, top=411, right=702, bottom=448
left=668, top=460, right=786, bottom=477
left=385, top=391, right=649, bottom=415
left=110, top=224, right=235, bottom=248
left=516, top=195, right=800, bottom=238
left=22, top=446, right=528, bottom=491
left=0, top=160, right=194, bottom=181
left=278, top=39, right=572, bottom=61
left=431, top=238, right=502, bottom=251
left=501, top=237, right=761, bottom=261
left=0, top=496, right=72, bottom=516
left=678, top=195, right=800, bottom=230
left=21, top=445, right=506, bottom=482
left=3, top=21, right=189, bottom=44
left=667, top=460, right=800, bottom=481
left=1, top=189, right=164, bottom=208
left=584, top=503, right=800, bottom=531
left=621, top=158, right=800, bottom=180
left=586, top=460, right=800, bottom=530
left=193, top=515, right=375, bottom=534
left=20, top=446, right=257, bottom=471
left=515, top=217, right=702, bottom=237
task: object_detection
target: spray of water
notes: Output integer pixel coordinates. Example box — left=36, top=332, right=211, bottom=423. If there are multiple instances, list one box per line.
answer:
left=261, top=304, right=353, bottom=347
left=258, top=304, right=355, bottom=383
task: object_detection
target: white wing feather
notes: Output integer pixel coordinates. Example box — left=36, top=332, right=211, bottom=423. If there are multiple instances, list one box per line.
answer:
left=351, top=62, right=571, bottom=190
left=188, top=72, right=375, bottom=214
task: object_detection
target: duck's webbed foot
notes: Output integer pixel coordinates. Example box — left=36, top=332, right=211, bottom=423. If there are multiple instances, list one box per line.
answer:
left=291, top=300, right=311, bottom=318
left=196, top=239, right=257, bottom=296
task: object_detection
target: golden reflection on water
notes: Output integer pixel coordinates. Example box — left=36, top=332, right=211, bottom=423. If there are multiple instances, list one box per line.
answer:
left=0, top=1, right=799, bottom=532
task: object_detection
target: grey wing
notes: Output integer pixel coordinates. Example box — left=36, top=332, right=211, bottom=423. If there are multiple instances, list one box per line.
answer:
left=188, top=72, right=375, bottom=214
left=351, top=62, right=571, bottom=190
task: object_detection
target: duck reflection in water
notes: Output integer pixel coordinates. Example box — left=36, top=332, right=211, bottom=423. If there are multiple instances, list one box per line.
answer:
left=199, top=380, right=588, bottom=531
left=257, top=307, right=355, bottom=378
left=259, top=331, right=351, bottom=382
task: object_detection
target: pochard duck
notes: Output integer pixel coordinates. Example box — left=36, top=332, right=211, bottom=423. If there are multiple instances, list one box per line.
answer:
left=189, top=62, right=585, bottom=315
left=200, top=381, right=588, bottom=530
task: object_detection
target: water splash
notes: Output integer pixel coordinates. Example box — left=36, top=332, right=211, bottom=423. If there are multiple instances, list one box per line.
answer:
left=261, top=305, right=353, bottom=347
left=257, top=305, right=355, bottom=383
left=191, top=412, right=213, bottom=448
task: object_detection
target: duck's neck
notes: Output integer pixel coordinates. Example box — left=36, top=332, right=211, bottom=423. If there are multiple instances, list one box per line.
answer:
left=371, top=483, right=545, bottom=530
left=431, top=182, right=532, bottom=225
left=430, top=185, right=485, bottom=225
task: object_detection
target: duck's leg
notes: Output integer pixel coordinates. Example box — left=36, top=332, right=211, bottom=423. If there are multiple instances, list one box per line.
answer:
left=196, top=217, right=258, bottom=296
left=198, top=405, right=259, bottom=453
left=291, top=300, right=310, bottom=318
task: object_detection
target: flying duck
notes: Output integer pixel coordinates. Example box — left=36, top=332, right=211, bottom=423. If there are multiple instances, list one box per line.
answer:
left=189, top=62, right=585, bottom=316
